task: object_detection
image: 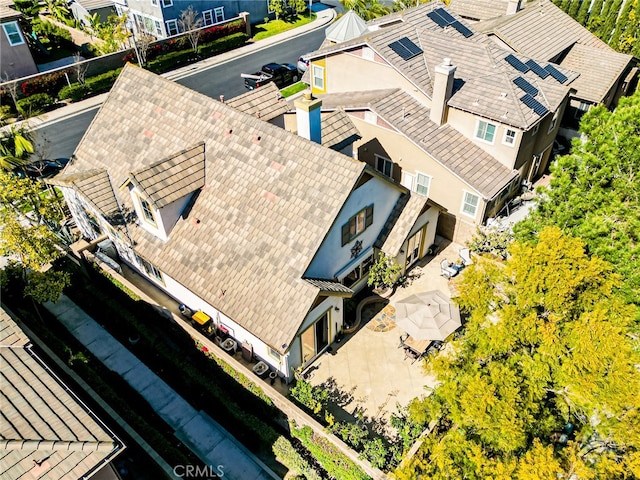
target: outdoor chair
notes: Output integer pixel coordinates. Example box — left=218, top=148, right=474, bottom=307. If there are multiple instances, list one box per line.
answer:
left=440, top=259, right=459, bottom=279
left=459, top=248, right=473, bottom=266
left=398, top=332, right=409, bottom=348
left=403, top=347, right=422, bottom=364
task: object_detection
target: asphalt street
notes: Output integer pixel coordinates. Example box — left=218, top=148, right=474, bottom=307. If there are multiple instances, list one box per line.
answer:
left=32, top=27, right=327, bottom=160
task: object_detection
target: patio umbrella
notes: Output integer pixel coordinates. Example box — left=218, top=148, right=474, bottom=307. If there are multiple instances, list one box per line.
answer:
left=394, top=290, right=461, bottom=341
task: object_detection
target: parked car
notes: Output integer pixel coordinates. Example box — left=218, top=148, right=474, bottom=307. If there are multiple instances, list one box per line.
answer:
left=14, top=158, right=69, bottom=180
left=297, top=55, right=310, bottom=74
left=242, top=63, right=299, bottom=90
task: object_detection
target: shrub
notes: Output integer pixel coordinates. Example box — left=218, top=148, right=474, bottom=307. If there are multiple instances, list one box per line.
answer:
left=146, top=48, right=198, bottom=73
left=20, top=71, right=68, bottom=97
left=290, top=378, right=329, bottom=414
left=198, top=32, right=248, bottom=57
left=58, top=83, right=89, bottom=101
left=85, top=68, right=122, bottom=94
left=199, top=20, right=245, bottom=43
left=272, top=436, right=322, bottom=480
left=17, top=93, right=54, bottom=116
left=367, top=252, right=402, bottom=290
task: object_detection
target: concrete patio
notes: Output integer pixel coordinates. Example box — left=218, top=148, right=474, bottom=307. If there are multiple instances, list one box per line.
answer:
left=305, top=240, right=466, bottom=429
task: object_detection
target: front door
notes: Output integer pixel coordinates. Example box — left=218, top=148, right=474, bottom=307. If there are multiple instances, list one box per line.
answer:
left=406, top=226, right=426, bottom=267
left=301, top=311, right=329, bottom=365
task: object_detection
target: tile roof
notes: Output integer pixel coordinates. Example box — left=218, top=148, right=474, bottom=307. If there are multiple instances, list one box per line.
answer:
left=474, top=0, right=610, bottom=61
left=320, top=109, right=361, bottom=150
left=0, top=1, right=18, bottom=20
left=307, top=2, right=573, bottom=128
left=226, top=82, right=290, bottom=122
left=0, top=307, right=122, bottom=480
left=559, top=43, right=634, bottom=103
left=50, top=169, right=122, bottom=221
left=64, top=64, right=367, bottom=354
left=0, top=308, right=28, bottom=347
left=447, top=0, right=510, bottom=21
left=75, top=0, right=115, bottom=10
left=318, top=89, right=518, bottom=199
left=129, top=143, right=206, bottom=208
left=377, top=193, right=429, bottom=257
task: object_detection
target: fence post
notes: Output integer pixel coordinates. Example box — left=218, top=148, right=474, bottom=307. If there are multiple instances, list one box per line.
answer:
left=239, top=12, right=251, bottom=37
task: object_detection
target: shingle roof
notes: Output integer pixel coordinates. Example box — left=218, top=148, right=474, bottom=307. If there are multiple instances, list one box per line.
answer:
left=475, top=0, right=610, bottom=61
left=0, top=308, right=122, bottom=480
left=559, top=43, right=634, bottom=103
left=50, top=169, right=122, bottom=221
left=321, top=110, right=361, bottom=150
left=318, top=89, right=518, bottom=198
left=304, top=279, right=354, bottom=295
left=377, top=194, right=429, bottom=257
left=0, top=308, right=28, bottom=347
left=129, top=143, right=206, bottom=209
left=226, top=82, right=290, bottom=122
left=65, top=64, right=367, bottom=354
left=307, top=2, right=573, bottom=128
left=448, top=0, right=509, bottom=21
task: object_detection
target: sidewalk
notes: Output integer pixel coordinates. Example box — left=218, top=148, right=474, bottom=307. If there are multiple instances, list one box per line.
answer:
left=28, top=6, right=336, bottom=130
left=44, top=295, right=280, bottom=480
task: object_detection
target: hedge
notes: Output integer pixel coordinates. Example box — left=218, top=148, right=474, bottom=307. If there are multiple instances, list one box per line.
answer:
left=272, top=436, right=322, bottom=480
left=58, top=68, right=122, bottom=102
left=58, top=83, right=89, bottom=102
left=17, top=93, right=54, bottom=115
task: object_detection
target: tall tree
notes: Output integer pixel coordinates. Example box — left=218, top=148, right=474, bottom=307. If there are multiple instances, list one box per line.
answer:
left=178, top=6, right=203, bottom=54
left=575, top=0, right=591, bottom=24
left=599, top=0, right=623, bottom=42
left=0, top=118, right=34, bottom=170
left=609, top=0, right=634, bottom=50
left=396, top=227, right=640, bottom=480
left=269, top=0, right=287, bottom=20
left=342, top=0, right=390, bottom=20
left=568, top=0, right=581, bottom=17
left=515, top=89, right=640, bottom=306
left=587, top=0, right=605, bottom=30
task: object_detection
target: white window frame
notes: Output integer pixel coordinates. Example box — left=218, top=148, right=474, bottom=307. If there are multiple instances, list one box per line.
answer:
left=548, top=111, right=559, bottom=133
left=502, top=128, right=517, bottom=147
left=415, top=172, right=432, bottom=197
left=532, top=123, right=539, bottom=135
left=364, top=110, right=377, bottom=124
left=161, top=0, right=173, bottom=7
left=165, top=19, right=178, bottom=36
left=461, top=191, right=480, bottom=218
left=202, top=9, right=214, bottom=26
left=154, top=20, right=162, bottom=36
left=151, top=0, right=158, bottom=5
left=138, top=196, right=157, bottom=226
left=375, top=154, right=393, bottom=177
left=574, top=101, right=589, bottom=119
left=475, top=119, right=497, bottom=144
left=362, top=46, right=375, bottom=61
left=312, top=65, right=324, bottom=90
left=2, top=21, right=25, bottom=46
left=214, top=6, right=225, bottom=23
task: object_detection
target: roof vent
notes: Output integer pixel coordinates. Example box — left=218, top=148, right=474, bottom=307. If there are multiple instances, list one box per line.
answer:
left=219, top=95, right=225, bottom=103
left=442, top=57, right=452, bottom=66
left=225, top=128, right=233, bottom=138
left=192, top=218, right=201, bottom=227
left=500, top=92, right=508, bottom=98
left=253, top=135, right=262, bottom=144
left=472, top=99, right=480, bottom=106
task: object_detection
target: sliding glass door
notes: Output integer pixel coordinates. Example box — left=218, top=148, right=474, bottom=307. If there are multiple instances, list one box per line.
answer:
left=300, top=311, right=329, bottom=365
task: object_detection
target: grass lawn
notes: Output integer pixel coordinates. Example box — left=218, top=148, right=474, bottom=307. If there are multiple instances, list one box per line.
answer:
left=252, top=12, right=317, bottom=41
left=280, top=81, right=308, bottom=98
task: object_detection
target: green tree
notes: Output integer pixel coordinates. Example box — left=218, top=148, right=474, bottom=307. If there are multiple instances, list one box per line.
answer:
left=515, top=90, right=640, bottom=306
left=0, top=118, right=34, bottom=170
left=290, top=0, right=307, bottom=15
left=609, top=0, right=634, bottom=50
left=599, top=0, right=623, bottom=42
left=587, top=0, right=605, bottom=30
left=568, top=0, right=581, bottom=17
left=575, top=0, right=590, bottom=24
left=396, top=227, right=640, bottom=480
left=342, top=0, right=390, bottom=20
left=269, top=0, right=286, bottom=20
left=41, top=0, right=70, bottom=22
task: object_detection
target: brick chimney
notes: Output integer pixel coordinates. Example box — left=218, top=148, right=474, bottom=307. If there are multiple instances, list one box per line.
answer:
left=430, top=58, right=457, bottom=126
left=506, top=0, right=521, bottom=15
left=294, top=91, right=322, bottom=144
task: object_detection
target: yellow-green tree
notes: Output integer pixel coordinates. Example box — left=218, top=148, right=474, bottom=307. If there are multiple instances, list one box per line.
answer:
left=397, top=227, right=640, bottom=479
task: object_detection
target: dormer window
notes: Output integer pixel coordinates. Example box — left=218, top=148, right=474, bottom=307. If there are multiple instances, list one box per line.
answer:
left=139, top=197, right=156, bottom=225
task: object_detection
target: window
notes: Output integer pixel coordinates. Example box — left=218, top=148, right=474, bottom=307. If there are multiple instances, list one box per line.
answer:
left=475, top=120, right=497, bottom=143
left=214, top=7, right=225, bottom=22
left=165, top=19, right=178, bottom=36
left=532, top=123, right=539, bottom=135
left=268, top=347, right=281, bottom=362
left=139, top=197, right=156, bottom=225
left=574, top=102, right=589, bottom=119
left=548, top=111, right=559, bottom=133
left=364, top=110, right=377, bottom=124
left=341, top=205, right=373, bottom=246
left=154, top=20, right=162, bottom=35
left=312, top=65, right=324, bottom=90
left=461, top=191, right=480, bottom=218
left=342, top=254, right=374, bottom=288
left=503, top=128, right=517, bottom=146
left=202, top=9, right=213, bottom=26
left=2, top=21, right=25, bottom=46
left=161, top=0, right=172, bottom=7
left=416, top=172, right=431, bottom=197
left=375, top=155, right=393, bottom=177
left=151, top=0, right=158, bottom=5
left=138, top=256, right=164, bottom=283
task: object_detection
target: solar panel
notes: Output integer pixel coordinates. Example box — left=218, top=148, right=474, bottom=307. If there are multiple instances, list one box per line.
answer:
left=505, top=54, right=530, bottom=73
left=451, top=21, right=473, bottom=38
left=520, top=94, right=548, bottom=116
left=525, top=59, right=550, bottom=79
left=435, top=8, right=457, bottom=24
left=427, top=10, right=450, bottom=27
left=544, top=64, right=568, bottom=84
left=513, top=76, right=538, bottom=96
left=388, top=37, right=423, bottom=60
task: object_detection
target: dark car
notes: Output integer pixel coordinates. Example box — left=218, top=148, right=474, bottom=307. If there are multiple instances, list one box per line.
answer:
left=15, top=158, right=69, bottom=180
left=243, top=63, right=299, bottom=90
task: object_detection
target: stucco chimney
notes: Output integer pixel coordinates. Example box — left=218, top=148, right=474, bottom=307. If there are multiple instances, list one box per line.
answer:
left=430, top=58, right=457, bottom=126
left=294, top=91, right=322, bottom=144
left=506, top=0, right=521, bottom=15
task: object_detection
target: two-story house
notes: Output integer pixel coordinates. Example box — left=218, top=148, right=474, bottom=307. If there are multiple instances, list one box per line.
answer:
left=0, top=0, right=38, bottom=80
left=451, top=0, right=638, bottom=134
left=51, top=64, right=441, bottom=380
left=302, top=2, right=575, bottom=241
left=114, top=0, right=269, bottom=38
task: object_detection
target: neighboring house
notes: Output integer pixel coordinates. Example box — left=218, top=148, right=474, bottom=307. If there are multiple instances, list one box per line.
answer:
left=303, top=2, right=575, bottom=240
left=463, top=0, right=638, bottom=132
left=69, top=0, right=116, bottom=27
left=51, top=64, right=440, bottom=379
left=113, top=0, right=269, bottom=38
left=0, top=307, right=124, bottom=479
left=0, top=0, right=38, bottom=80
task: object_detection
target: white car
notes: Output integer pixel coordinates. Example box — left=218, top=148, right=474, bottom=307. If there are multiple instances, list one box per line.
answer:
left=297, top=55, right=310, bottom=74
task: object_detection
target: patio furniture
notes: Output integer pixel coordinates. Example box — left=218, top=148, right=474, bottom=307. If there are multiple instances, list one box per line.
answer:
left=459, top=248, right=473, bottom=266
left=241, top=341, right=253, bottom=362
left=403, top=346, right=421, bottom=364
left=403, top=336, right=432, bottom=364
left=398, top=332, right=409, bottom=348
left=440, top=259, right=459, bottom=279
left=394, top=291, right=462, bottom=341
